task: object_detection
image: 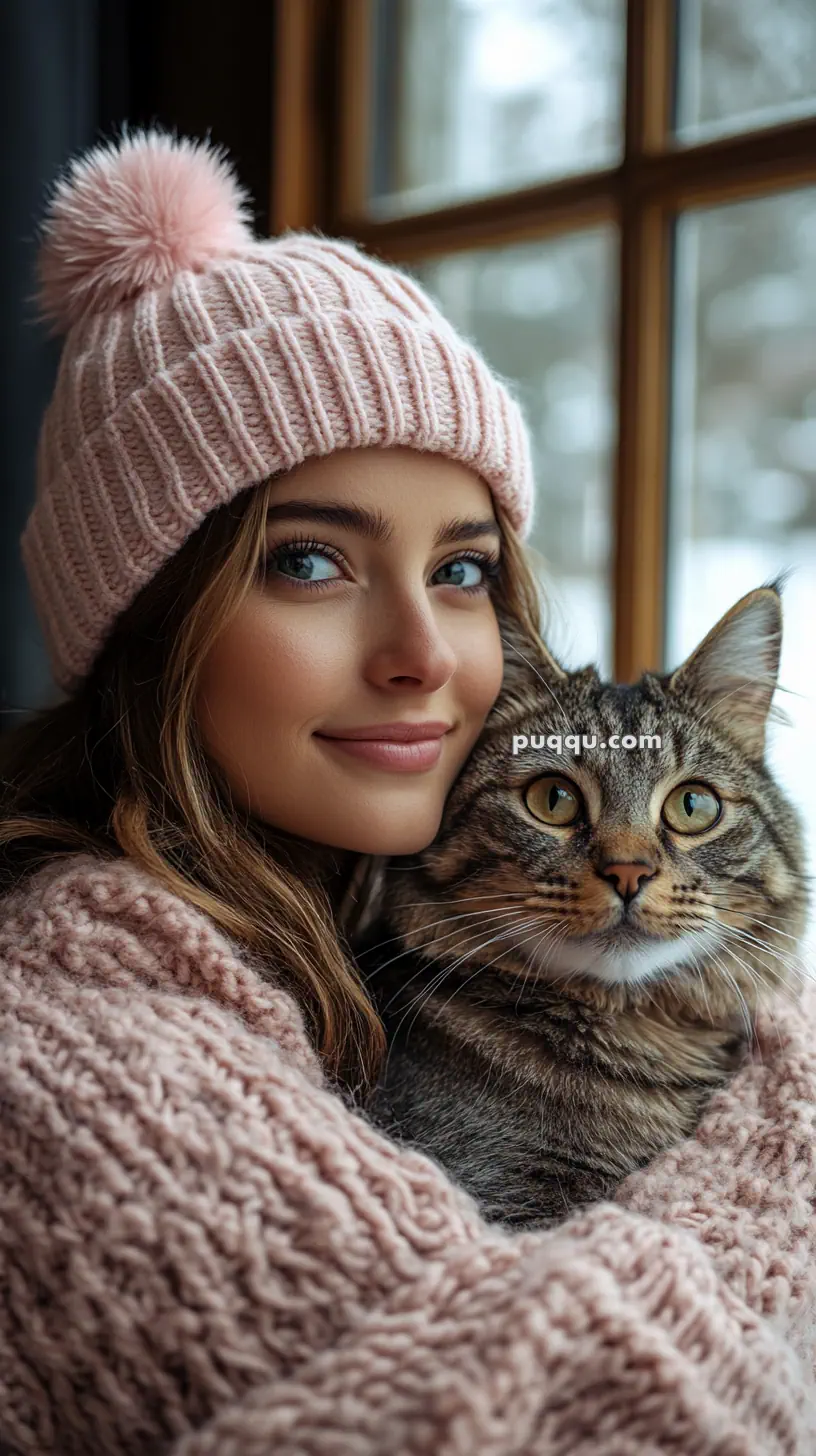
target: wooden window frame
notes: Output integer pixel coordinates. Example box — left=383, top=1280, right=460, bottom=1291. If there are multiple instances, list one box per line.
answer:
left=272, top=0, right=816, bottom=680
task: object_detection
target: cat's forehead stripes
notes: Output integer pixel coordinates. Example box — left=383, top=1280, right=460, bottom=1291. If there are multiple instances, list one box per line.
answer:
left=485, top=673, right=764, bottom=813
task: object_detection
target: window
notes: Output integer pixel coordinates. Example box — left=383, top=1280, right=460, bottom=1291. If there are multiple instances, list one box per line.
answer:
left=272, top=0, right=816, bottom=933
left=368, top=0, right=625, bottom=214
left=413, top=229, right=617, bottom=669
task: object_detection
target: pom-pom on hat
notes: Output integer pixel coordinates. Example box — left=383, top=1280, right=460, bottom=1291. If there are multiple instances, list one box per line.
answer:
left=35, top=127, right=258, bottom=334
left=22, top=126, right=535, bottom=694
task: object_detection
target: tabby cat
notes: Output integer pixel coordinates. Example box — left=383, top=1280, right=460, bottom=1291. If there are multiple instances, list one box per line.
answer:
left=354, top=582, right=810, bottom=1230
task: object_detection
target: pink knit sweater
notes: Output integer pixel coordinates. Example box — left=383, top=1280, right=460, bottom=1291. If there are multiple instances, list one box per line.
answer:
left=1, top=852, right=815, bottom=1455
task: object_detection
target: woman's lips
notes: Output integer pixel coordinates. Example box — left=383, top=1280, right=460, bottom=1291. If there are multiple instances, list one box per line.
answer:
left=314, top=733, right=448, bottom=772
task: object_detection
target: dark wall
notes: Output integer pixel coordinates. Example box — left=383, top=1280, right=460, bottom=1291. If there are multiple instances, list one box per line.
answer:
left=98, top=0, right=275, bottom=238
left=0, top=0, right=99, bottom=727
left=0, top=0, right=275, bottom=729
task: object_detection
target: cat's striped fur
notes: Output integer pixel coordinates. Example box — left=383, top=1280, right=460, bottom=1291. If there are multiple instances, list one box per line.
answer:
left=356, top=583, right=810, bottom=1229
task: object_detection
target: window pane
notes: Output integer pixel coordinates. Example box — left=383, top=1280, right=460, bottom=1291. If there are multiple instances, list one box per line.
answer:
left=369, top=0, right=625, bottom=218
left=675, top=0, right=816, bottom=143
left=667, top=188, right=816, bottom=950
left=412, top=227, right=617, bottom=672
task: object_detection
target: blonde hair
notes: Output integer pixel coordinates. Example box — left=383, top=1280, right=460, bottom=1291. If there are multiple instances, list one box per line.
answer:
left=0, top=471, right=547, bottom=1099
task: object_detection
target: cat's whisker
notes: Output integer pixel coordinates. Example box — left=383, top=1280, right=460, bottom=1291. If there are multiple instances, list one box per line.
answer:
left=459, top=909, right=571, bottom=981
left=712, top=918, right=810, bottom=980
left=705, top=868, right=785, bottom=902
left=697, top=897, right=797, bottom=927
left=712, top=943, right=789, bottom=1054
left=509, top=934, right=541, bottom=1010
left=707, top=901, right=802, bottom=942
left=381, top=908, right=553, bottom=1013
left=672, top=885, right=794, bottom=922
left=715, top=954, right=807, bottom=1012
left=639, top=978, right=664, bottom=1020
left=430, top=918, right=562, bottom=1025
left=357, top=903, right=539, bottom=961
left=673, top=914, right=804, bottom=984
left=712, top=916, right=801, bottom=958
left=502, top=638, right=575, bottom=734
left=392, top=891, right=553, bottom=910
left=640, top=906, right=808, bottom=990
left=685, top=953, right=714, bottom=1023
left=374, top=897, right=582, bottom=970
left=711, top=931, right=804, bottom=1001
left=525, top=918, right=582, bottom=989
left=713, top=942, right=764, bottom=1000
left=385, top=914, right=559, bottom=1050
left=705, top=883, right=810, bottom=927
left=712, top=935, right=799, bottom=1029
left=497, top=916, right=579, bottom=996
left=722, top=913, right=807, bottom=938
left=496, top=912, right=576, bottom=1008
left=376, top=907, right=553, bottom=1016
left=698, top=933, right=810, bottom=994
left=432, top=912, right=563, bottom=989
left=515, top=916, right=571, bottom=988
left=528, top=913, right=576, bottom=959
left=706, top=949, right=755, bottom=1044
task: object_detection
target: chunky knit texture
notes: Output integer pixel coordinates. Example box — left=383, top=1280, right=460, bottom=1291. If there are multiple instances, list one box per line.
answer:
left=1, top=852, right=816, bottom=1455
left=21, top=129, right=534, bottom=696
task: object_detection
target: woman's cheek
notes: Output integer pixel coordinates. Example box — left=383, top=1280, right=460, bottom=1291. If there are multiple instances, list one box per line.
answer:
left=461, top=615, right=505, bottom=715
left=252, top=607, right=350, bottom=708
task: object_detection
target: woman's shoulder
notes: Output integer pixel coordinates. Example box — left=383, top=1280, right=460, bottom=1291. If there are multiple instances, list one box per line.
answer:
left=0, top=850, right=325, bottom=1086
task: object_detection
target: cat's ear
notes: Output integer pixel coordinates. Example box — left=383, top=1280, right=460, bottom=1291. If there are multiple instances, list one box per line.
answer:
left=491, top=608, right=568, bottom=725
left=668, top=583, right=783, bottom=757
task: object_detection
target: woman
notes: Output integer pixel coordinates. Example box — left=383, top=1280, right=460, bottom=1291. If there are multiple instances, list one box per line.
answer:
left=0, top=128, right=814, bottom=1455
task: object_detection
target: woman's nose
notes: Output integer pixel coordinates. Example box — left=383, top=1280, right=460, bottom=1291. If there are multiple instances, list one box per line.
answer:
left=363, top=593, right=458, bottom=691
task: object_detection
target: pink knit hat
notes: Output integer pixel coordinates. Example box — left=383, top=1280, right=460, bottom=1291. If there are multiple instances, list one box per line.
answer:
left=22, top=127, right=535, bottom=694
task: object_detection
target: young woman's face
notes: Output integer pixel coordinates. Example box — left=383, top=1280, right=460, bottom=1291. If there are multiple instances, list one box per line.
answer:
left=195, top=447, right=506, bottom=854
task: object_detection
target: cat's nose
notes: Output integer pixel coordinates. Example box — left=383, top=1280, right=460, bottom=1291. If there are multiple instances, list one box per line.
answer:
left=600, top=862, right=656, bottom=904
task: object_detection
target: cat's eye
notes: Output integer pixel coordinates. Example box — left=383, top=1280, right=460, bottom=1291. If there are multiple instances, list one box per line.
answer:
left=662, top=782, right=722, bottom=834
left=524, top=775, right=582, bottom=826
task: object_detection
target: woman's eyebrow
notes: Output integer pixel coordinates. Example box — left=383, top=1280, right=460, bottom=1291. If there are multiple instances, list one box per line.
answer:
left=265, top=500, right=500, bottom=546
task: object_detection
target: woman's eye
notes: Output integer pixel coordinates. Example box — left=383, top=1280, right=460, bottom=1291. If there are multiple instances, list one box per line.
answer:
left=262, top=544, right=498, bottom=592
left=432, top=558, right=488, bottom=588
left=268, top=549, right=342, bottom=582
left=662, top=782, right=722, bottom=834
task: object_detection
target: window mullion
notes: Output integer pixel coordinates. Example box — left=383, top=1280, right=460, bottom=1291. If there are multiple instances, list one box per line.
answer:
left=613, top=0, right=676, bottom=681
left=271, top=0, right=332, bottom=234
left=334, top=0, right=374, bottom=226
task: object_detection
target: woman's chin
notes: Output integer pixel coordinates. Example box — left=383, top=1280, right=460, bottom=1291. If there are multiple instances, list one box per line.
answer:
left=356, top=829, right=442, bottom=857
left=337, top=813, right=445, bottom=858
